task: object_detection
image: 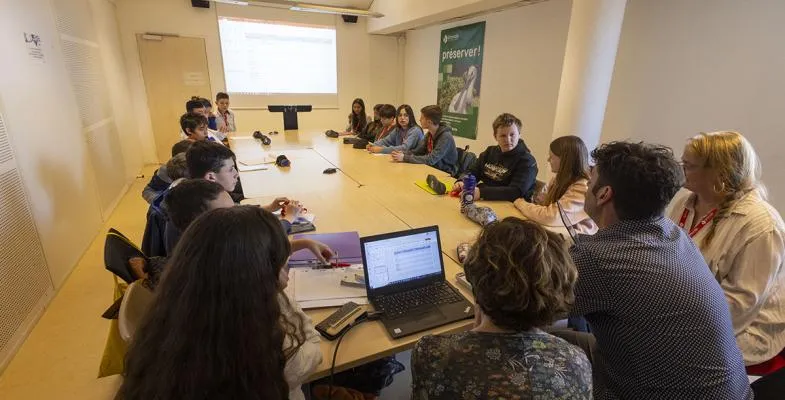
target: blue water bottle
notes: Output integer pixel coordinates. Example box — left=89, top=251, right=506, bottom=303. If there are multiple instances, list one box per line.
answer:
left=208, top=115, right=218, bottom=130
left=461, top=174, right=476, bottom=213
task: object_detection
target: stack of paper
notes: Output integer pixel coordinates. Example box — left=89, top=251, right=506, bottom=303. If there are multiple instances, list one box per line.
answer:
left=284, top=265, right=368, bottom=309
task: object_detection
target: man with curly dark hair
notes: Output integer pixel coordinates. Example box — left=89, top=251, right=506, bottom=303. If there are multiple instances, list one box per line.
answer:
left=566, top=141, right=752, bottom=399
left=411, top=217, right=592, bottom=399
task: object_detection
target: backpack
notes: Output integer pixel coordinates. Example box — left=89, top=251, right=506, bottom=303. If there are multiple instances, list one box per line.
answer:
left=453, top=145, right=477, bottom=178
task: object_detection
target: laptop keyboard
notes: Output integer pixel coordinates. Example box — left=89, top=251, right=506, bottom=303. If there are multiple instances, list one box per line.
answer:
left=375, top=282, right=463, bottom=319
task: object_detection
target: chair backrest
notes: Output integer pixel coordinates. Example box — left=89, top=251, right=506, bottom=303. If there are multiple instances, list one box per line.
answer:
left=118, top=281, right=155, bottom=343
left=104, top=228, right=144, bottom=283
left=453, top=145, right=477, bottom=178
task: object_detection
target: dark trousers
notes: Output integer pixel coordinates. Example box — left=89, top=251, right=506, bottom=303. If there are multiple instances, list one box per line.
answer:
left=752, top=366, right=785, bottom=400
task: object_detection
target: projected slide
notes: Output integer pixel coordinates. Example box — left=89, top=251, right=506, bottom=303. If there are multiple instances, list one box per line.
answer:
left=365, top=232, right=442, bottom=289
left=218, top=17, right=337, bottom=94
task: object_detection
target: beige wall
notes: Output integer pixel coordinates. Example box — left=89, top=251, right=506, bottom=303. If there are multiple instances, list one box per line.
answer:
left=116, top=0, right=403, bottom=164
left=0, top=0, right=140, bottom=287
left=602, top=0, right=785, bottom=213
left=402, top=0, right=572, bottom=179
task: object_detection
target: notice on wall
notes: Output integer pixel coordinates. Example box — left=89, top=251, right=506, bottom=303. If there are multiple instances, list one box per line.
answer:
left=24, top=32, right=45, bottom=64
left=183, top=72, right=207, bottom=87
left=436, top=22, right=486, bottom=139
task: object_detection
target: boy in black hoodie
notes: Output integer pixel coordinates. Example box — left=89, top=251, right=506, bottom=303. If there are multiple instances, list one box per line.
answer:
left=453, top=113, right=538, bottom=202
left=392, top=105, right=458, bottom=175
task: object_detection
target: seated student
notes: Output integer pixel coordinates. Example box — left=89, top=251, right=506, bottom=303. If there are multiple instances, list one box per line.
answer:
left=412, top=217, right=592, bottom=399
left=452, top=113, right=538, bottom=202
left=119, top=206, right=322, bottom=400
left=146, top=179, right=328, bottom=287
left=170, top=139, right=193, bottom=157
left=514, top=135, right=597, bottom=234
left=367, top=104, right=424, bottom=154
left=340, top=98, right=371, bottom=136
left=369, top=104, right=397, bottom=143
left=198, top=97, right=218, bottom=129
left=185, top=140, right=288, bottom=220
left=563, top=141, right=751, bottom=399
left=215, top=92, right=236, bottom=135
left=185, top=97, right=206, bottom=116
left=392, top=105, right=458, bottom=175
left=141, top=140, right=193, bottom=204
left=181, top=99, right=224, bottom=142
left=182, top=112, right=225, bottom=145
left=668, top=131, right=785, bottom=375
left=142, top=153, right=187, bottom=204
left=357, top=103, right=383, bottom=142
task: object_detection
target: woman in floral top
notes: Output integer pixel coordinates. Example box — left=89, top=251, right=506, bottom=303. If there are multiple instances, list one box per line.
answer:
left=411, top=217, right=592, bottom=399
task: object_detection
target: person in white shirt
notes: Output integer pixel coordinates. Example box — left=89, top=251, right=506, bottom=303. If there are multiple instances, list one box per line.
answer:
left=514, top=135, right=598, bottom=235
left=215, top=92, right=237, bottom=135
left=118, top=206, right=323, bottom=400
left=668, top=130, right=785, bottom=375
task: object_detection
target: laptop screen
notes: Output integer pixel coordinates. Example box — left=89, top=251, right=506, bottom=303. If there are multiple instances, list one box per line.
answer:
left=362, top=228, right=443, bottom=290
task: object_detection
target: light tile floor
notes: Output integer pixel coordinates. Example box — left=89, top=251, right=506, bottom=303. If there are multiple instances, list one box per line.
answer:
left=0, top=165, right=413, bottom=399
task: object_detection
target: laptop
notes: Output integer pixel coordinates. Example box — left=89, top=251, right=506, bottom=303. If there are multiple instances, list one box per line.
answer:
left=360, top=226, right=474, bottom=339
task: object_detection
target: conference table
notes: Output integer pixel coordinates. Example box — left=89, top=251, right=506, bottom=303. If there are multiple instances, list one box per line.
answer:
left=231, top=130, right=568, bottom=380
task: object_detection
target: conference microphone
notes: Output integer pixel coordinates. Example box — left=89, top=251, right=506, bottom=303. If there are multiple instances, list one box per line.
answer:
left=276, top=155, right=290, bottom=167
left=253, top=131, right=271, bottom=145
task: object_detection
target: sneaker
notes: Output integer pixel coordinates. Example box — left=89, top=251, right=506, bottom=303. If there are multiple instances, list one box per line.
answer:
left=456, top=242, right=471, bottom=264
left=464, top=204, right=497, bottom=226
left=426, top=174, right=446, bottom=195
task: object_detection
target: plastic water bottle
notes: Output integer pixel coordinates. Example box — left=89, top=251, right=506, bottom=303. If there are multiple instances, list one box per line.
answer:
left=461, top=174, right=476, bottom=213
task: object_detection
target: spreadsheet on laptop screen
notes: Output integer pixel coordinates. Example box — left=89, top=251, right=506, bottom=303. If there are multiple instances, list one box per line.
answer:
left=364, top=231, right=442, bottom=290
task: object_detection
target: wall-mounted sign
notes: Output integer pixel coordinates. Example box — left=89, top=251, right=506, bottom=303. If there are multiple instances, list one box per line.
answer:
left=24, top=32, right=45, bottom=63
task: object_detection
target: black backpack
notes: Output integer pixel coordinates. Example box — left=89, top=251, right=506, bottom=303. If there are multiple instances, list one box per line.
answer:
left=453, top=145, right=477, bottom=178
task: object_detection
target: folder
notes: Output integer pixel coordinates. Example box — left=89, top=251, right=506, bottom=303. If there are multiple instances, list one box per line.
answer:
left=289, top=231, right=362, bottom=266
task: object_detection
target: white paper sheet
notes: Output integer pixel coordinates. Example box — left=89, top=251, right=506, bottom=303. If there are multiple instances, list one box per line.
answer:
left=284, top=265, right=368, bottom=309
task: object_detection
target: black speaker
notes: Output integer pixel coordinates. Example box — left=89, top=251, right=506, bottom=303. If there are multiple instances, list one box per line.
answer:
left=341, top=15, right=358, bottom=23
left=191, top=0, right=210, bottom=8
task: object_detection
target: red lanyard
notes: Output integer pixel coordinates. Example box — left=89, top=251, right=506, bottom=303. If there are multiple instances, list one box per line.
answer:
left=678, top=208, right=717, bottom=237
left=220, top=111, right=230, bottom=126
left=376, top=125, right=393, bottom=141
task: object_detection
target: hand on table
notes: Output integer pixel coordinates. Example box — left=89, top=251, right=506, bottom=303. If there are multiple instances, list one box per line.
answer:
left=265, top=197, right=290, bottom=213
left=367, top=145, right=384, bottom=154
left=533, top=189, right=546, bottom=205
left=391, top=151, right=405, bottom=162
left=292, top=239, right=335, bottom=264
left=452, top=182, right=479, bottom=199
left=281, top=200, right=304, bottom=222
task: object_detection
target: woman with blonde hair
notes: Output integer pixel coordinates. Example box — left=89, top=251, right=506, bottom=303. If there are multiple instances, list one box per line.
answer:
left=668, top=131, right=785, bottom=375
left=514, top=135, right=597, bottom=235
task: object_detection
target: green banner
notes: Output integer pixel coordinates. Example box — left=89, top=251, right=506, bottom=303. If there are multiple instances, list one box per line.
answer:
left=437, top=21, right=486, bottom=140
